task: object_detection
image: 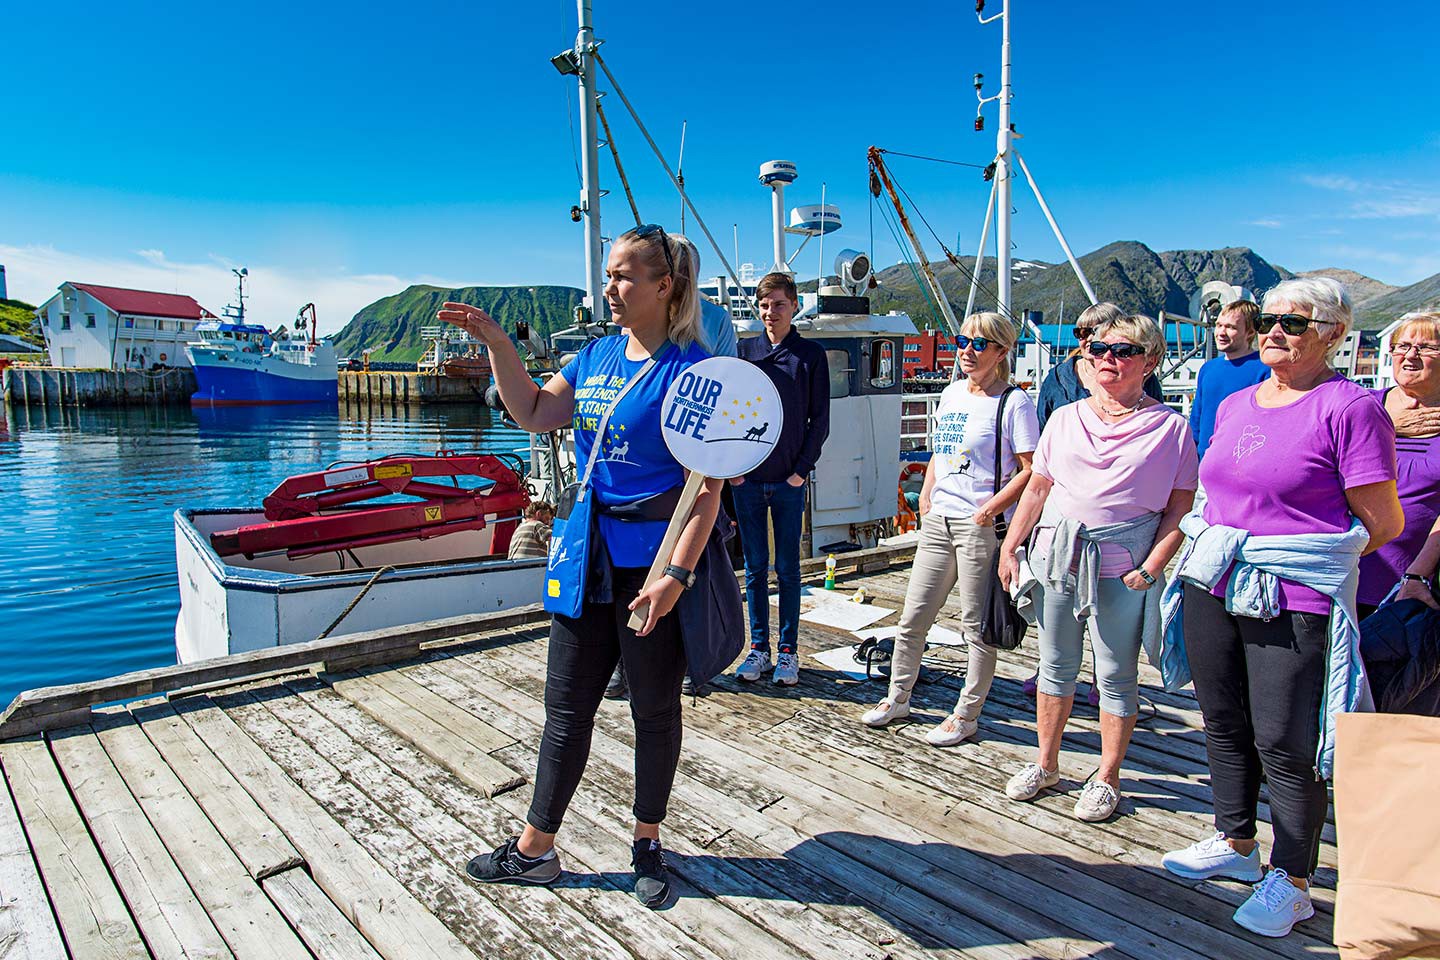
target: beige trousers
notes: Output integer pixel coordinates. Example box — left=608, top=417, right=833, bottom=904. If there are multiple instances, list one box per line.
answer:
left=887, top=514, right=1000, bottom=720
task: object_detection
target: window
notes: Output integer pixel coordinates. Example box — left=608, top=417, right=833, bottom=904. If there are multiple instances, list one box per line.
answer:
left=61, top=314, right=71, bottom=331
left=826, top=349, right=851, bottom=399
left=870, top=339, right=897, bottom=389
left=156, top=319, right=166, bottom=331
left=42, top=314, right=49, bottom=327
left=86, top=314, right=96, bottom=328
left=124, top=318, right=134, bottom=328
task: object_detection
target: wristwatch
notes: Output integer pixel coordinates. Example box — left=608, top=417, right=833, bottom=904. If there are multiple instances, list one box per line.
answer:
left=1402, top=572, right=1434, bottom=589
left=663, top=564, right=697, bottom=590
left=1136, top=568, right=1156, bottom=585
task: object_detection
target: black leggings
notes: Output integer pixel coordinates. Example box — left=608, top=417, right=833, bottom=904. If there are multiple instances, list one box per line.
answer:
left=527, top=565, right=688, bottom=833
left=1183, top=583, right=1330, bottom=877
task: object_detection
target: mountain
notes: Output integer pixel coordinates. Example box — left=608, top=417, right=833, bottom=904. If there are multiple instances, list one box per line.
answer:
left=1353, top=271, right=1440, bottom=331
left=1297, top=269, right=1399, bottom=311
left=332, top=284, right=584, bottom=363
left=0, top=298, right=39, bottom=342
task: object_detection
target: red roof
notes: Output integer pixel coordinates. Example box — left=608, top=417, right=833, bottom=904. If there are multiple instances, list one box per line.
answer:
left=71, top=283, right=215, bottom=320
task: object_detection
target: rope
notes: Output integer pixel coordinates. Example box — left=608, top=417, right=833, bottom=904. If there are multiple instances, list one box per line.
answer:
left=876, top=148, right=988, bottom=170
left=316, top=564, right=397, bottom=641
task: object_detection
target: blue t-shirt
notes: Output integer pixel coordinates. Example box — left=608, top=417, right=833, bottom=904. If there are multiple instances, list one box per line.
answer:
left=1190, top=351, right=1271, bottom=458
left=560, top=335, right=711, bottom=567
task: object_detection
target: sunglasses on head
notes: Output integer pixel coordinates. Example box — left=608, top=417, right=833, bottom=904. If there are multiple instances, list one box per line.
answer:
left=629, top=223, right=676, bottom=276
left=1255, top=312, right=1318, bottom=336
left=1073, top=325, right=1094, bottom=340
left=1086, top=340, right=1145, bottom=359
left=955, top=334, right=993, bottom=352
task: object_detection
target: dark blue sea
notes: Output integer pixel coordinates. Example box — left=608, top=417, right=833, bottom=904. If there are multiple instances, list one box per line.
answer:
left=0, top=402, right=528, bottom=706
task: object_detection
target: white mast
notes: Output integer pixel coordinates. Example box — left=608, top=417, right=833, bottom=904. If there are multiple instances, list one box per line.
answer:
left=575, top=0, right=605, bottom=321
left=992, top=0, right=1013, bottom=316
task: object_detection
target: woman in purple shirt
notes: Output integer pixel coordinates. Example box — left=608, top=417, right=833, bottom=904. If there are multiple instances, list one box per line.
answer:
left=1359, top=313, right=1440, bottom=616
left=1161, top=278, right=1402, bottom=939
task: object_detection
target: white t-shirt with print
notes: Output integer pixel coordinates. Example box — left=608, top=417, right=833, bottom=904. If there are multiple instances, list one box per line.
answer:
left=927, top=382, right=1041, bottom=519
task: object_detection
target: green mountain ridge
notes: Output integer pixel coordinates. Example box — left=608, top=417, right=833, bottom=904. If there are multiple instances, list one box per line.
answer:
left=0, top=298, right=40, bottom=342
left=331, top=284, right=583, bottom=363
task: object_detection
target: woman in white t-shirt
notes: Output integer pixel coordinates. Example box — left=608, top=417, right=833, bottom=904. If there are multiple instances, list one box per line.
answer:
left=862, top=312, right=1040, bottom=745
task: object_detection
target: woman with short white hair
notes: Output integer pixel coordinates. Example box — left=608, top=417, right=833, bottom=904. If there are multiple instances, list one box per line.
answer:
left=1162, top=276, right=1402, bottom=938
left=999, top=313, right=1197, bottom=823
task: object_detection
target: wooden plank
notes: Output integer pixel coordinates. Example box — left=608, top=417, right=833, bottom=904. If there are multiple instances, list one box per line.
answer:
left=322, top=672, right=523, bottom=798
left=365, top=670, right=512, bottom=753
left=89, top=712, right=309, bottom=960
left=260, top=869, right=383, bottom=960
left=129, top=702, right=302, bottom=882
left=170, top=696, right=480, bottom=960
left=0, top=736, right=148, bottom=960
left=0, top=754, right=66, bottom=960
left=47, top=724, right=233, bottom=959
left=0, top=605, right=550, bottom=739
left=225, top=684, right=631, bottom=960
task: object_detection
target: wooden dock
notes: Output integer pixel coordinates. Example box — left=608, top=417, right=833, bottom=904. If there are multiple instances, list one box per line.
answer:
left=0, top=549, right=1340, bottom=959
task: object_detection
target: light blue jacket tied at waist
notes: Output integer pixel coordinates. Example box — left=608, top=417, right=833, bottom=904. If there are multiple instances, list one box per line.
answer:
left=1155, top=511, right=1374, bottom=780
left=1012, top=505, right=1165, bottom=650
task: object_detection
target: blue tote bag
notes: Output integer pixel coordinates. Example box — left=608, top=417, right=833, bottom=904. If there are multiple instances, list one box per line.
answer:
left=544, top=351, right=662, bottom=618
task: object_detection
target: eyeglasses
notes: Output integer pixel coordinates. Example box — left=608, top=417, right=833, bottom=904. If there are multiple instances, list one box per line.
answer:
left=1086, top=341, right=1145, bottom=359
left=1073, top=325, right=1094, bottom=340
left=1388, top=345, right=1440, bottom=359
left=1255, top=312, right=1319, bottom=336
left=629, top=223, right=676, bottom=276
left=955, top=335, right=993, bottom=352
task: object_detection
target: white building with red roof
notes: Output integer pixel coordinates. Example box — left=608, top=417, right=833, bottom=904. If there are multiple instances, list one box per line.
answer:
left=35, top=282, right=217, bottom=369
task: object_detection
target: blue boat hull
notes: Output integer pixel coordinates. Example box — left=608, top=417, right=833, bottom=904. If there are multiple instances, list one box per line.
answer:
left=191, top=364, right=338, bottom=405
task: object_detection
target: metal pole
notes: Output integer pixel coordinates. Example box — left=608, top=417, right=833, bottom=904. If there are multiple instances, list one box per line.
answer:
left=595, top=98, right=641, bottom=227
left=868, top=147, right=961, bottom=336
left=576, top=0, right=605, bottom=321
left=963, top=176, right=998, bottom=321
left=994, top=0, right=1013, bottom=317
left=771, top=182, right=787, bottom=273
left=1013, top=149, right=1098, bottom=305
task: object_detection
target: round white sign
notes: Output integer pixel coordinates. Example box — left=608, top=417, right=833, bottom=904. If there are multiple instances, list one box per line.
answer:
left=660, top=356, right=783, bottom=478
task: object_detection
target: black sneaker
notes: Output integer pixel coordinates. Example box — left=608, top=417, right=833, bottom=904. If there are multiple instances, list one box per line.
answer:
left=681, top=675, right=701, bottom=697
left=465, top=837, right=561, bottom=885
left=604, top=663, right=628, bottom=700
left=631, top=838, right=671, bottom=908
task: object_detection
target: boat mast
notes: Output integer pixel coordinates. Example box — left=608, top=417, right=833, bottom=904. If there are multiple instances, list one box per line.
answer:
left=575, top=0, right=605, bottom=323
left=990, top=0, right=1014, bottom=316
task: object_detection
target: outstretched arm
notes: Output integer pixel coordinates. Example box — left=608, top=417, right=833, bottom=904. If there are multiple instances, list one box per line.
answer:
left=436, top=302, right=574, bottom=432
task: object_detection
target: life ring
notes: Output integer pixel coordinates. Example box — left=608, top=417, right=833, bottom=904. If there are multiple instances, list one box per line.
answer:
left=895, top=461, right=927, bottom=533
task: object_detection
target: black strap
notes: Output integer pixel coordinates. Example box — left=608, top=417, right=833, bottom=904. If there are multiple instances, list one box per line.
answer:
left=992, top=386, right=1017, bottom=535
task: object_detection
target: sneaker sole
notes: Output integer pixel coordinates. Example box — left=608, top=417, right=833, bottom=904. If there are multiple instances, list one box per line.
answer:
left=772, top=678, right=798, bottom=686
left=1162, top=861, right=1264, bottom=883
left=1075, top=805, right=1118, bottom=822
left=1005, top=779, right=1059, bottom=801
left=1234, top=903, right=1314, bottom=938
left=465, top=864, right=562, bottom=886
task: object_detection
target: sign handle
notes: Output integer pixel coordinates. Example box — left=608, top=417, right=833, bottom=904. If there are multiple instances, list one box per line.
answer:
left=627, top=469, right=709, bottom=633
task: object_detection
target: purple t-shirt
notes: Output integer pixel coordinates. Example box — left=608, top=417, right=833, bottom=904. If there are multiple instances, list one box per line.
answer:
left=1202, top=375, right=1397, bottom=614
left=1358, top=388, right=1440, bottom=605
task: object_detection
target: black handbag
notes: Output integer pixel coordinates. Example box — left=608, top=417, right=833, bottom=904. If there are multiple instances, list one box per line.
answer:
left=979, top=386, right=1027, bottom=650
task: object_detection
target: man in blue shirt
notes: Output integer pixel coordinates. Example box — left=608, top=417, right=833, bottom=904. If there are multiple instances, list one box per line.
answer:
left=731, top=272, right=831, bottom=686
left=1189, top=299, right=1269, bottom=459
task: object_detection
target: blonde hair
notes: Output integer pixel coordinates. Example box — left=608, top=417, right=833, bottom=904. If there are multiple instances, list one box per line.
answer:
left=616, top=228, right=702, bottom=348
left=961, top=311, right=1017, bottom=382
left=1093, top=313, right=1166, bottom=363
left=1069, top=302, right=1127, bottom=358
left=1389, top=313, right=1440, bottom=350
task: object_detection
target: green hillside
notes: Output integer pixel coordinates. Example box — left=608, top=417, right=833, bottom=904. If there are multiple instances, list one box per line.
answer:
left=0, top=298, right=39, bottom=342
left=1355, top=271, right=1440, bottom=331
left=331, top=284, right=584, bottom=363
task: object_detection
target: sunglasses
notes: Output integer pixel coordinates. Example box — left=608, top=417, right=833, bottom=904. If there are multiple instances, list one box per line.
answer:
left=1073, top=325, right=1094, bottom=340
left=629, top=223, right=676, bottom=276
left=1086, top=341, right=1145, bottom=359
left=1255, top=312, right=1318, bottom=336
left=955, top=335, right=993, bottom=352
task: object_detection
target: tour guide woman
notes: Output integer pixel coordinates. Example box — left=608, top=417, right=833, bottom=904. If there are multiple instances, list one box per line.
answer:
left=1159, top=277, right=1402, bottom=939
left=437, top=224, right=741, bottom=907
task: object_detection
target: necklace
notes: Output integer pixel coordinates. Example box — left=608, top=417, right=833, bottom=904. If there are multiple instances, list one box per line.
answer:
left=1091, top=392, right=1146, bottom=418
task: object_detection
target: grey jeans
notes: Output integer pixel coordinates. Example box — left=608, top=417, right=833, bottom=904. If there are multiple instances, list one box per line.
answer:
left=888, top=515, right=1000, bottom=720
left=1034, top=575, right=1146, bottom=716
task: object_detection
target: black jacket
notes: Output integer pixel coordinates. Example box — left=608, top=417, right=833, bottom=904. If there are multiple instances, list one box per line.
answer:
left=737, top=330, right=831, bottom=482
left=1360, top=599, right=1440, bottom=717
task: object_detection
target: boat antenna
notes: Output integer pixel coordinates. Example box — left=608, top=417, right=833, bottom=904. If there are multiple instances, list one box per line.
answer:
left=816, top=181, right=827, bottom=294
left=676, top=120, right=687, bottom=233
left=231, top=267, right=248, bottom=324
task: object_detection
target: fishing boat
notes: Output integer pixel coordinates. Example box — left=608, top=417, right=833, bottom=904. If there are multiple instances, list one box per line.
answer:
left=186, top=271, right=338, bottom=405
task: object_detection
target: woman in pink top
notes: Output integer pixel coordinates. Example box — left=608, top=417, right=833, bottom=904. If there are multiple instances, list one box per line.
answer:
left=999, top=314, right=1198, bottom=823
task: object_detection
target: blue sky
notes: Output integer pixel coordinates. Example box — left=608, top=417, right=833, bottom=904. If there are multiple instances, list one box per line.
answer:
left=4, top=0, right=1438, bottom=332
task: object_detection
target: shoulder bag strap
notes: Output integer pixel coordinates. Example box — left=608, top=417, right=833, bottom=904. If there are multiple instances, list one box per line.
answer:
left=992, top=386, right=1017, bottom=536
left=576, top=341, right=670, bottom=502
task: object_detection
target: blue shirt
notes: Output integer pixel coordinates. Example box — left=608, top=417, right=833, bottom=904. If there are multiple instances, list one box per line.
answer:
left=1189, top=351, right=1270, bottom=458
left=699, top=299, right=738, bottom=358
left=560, top=335, right=711, bottom=567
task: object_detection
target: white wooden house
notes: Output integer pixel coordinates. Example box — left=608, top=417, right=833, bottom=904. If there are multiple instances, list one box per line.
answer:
left=36, top=283, right=215, bottom=369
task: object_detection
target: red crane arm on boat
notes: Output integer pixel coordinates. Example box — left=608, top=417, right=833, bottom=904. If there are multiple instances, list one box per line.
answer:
left=211, top=454, right=529, bottom=559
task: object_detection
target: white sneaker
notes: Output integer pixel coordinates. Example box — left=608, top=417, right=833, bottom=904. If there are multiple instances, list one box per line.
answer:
left=1162, top=832, right=1264, bottom=882
left=1233, top=869, right=1314, bottom=938
left=924, top=714, right=977, bottom=747
left=1073, top=780, right=1120, bottom=822
left=772, top=653, right=799, bottom=686
left=1005, top=762, right=1060, bottom=801
left=734, top=649, right=771, bottom=682
left=860, top=699, right=911, bottom=727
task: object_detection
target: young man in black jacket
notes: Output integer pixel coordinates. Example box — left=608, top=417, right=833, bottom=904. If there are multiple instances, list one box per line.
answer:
left=731, top=272, right=831, bottom=685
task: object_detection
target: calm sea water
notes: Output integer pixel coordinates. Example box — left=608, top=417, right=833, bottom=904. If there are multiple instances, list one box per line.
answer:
left=0, top=401, right=528, bottom=705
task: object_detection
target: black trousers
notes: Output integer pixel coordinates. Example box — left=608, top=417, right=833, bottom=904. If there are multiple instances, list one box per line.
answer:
left=526, top=565, right=688, bottom=833
left=1183, top=583, right=1330, bottom=877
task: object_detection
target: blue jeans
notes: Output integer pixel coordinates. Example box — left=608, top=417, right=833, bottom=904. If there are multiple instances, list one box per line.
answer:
left=731, top=479, right=806, bottom=655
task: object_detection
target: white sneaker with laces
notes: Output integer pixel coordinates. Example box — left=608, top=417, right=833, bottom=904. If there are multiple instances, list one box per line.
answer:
left=1233, top=869, right=1313, bottom=938
left=1073, top=780, right=1120, bottom=822
left=734, top=649, right=772, bottom=682
left=1005, top=762, right=1060, bottom=801
left=924, top=714, right=977, bottom=747
left=1162, top=832, right=1264, bottom=882
left=772, top=653, right=799, bottom=686
left=860, top=699, right=911, bottom=727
